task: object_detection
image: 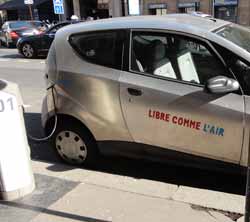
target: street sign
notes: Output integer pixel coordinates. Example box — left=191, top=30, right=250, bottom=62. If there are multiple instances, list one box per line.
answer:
left=128, top=0, right=140, bottom=15
left=24, top=0, right=33, bottom=5
left=53, top=0, right=64, bottom=14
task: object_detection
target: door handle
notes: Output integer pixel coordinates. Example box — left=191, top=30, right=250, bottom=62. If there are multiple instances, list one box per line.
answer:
left=127, top=88, right=142, bottom=96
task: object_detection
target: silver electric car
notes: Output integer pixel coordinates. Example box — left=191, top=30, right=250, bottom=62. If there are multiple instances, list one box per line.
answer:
left=42, top=14, right=250, bottom=170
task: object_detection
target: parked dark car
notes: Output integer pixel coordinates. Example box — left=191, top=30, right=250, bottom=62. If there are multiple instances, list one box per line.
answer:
left=0, top=20, right=47, bottom=48
left=17, top=21, right=76, bottom=58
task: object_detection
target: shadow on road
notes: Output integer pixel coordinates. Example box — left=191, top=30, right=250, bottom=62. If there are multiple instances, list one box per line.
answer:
left=0, top=46, right=46, bottom=59
left=24, top=112, right=246, bottom=196
left=0, top=53, right=24, bottom=59
left=0, top=46, right=23, bottom=58
left=1, top=201, right=111, bottom=222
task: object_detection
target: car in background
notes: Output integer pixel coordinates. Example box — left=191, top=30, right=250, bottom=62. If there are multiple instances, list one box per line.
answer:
left=190, top=11, right=212, bottom=18
left=0, top=20, right=47, bottom=48
left=17, top=21, right=78, bottom=58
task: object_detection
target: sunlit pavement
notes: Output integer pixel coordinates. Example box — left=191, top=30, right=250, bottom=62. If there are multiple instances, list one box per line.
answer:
left=0, top=47, right=246, bottom=222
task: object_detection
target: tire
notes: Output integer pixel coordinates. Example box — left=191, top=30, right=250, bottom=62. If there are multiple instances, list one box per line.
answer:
left=21, top=43, right=36, bottom=58
left=50, top=118, right=99, bottom=166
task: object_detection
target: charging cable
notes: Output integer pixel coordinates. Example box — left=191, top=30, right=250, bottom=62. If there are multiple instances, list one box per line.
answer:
left=23, top=84, right=58, bottom=142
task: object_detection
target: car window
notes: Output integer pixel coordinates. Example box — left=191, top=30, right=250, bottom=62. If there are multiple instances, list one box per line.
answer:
left=216, top=24, right=250, bottom=53
left=214, top=43, right=250, bottom=95
left=49, top=23, right=68, bottom=34
left=131, top=32, right=232, bottom=85
left=69, top=31, right=123, bottom=70
left=9, top=21, right=31, bottom=29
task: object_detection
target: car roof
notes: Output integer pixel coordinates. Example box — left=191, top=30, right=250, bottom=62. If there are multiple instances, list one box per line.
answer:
left=60, top=14, right=229, bottom=37
left=56, top=14, right=250, bottom=62
left=5, top=20, right=42, bottom=26
left=7, top=20, right=42, bottom=23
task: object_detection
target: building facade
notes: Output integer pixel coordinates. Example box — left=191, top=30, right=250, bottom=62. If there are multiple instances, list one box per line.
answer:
left=62, top=0, right=123, bottom=20
left=1, top=0, right=250, bottom=26
left=141, top=0, right=250, bottom=25
left=0, top=0, right=57, bottom=25
left=238, top=0, right=250, bottom=26
left=142, top=0, right=211, bottom=16
left=214, top=0, right=238, bottom=23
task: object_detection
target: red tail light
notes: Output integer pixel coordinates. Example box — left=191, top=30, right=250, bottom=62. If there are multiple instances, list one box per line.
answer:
left=10, top=31, right=19, bottom=38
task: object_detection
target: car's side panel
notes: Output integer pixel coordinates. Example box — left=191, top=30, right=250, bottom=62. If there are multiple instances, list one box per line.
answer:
left=97, top=141, right=244, bottom=174
left=119, top=71, right=244, bottom=164
left=52, top=36, right=132, bottom=142
left=240, top=96, right=250, bottom=166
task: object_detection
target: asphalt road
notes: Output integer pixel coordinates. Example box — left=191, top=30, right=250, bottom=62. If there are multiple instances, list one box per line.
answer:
left=0, top=47, right=246, bottom=196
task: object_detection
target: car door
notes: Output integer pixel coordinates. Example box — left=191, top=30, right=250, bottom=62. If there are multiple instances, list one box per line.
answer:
left=41, top=30, right=55, bottom=50
left=119, top=30, right=244, bottom=164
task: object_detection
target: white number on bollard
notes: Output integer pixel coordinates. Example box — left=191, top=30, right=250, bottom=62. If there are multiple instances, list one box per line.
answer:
left=0, top=97, right=14, bottom=112
left=0, top=91, right=33, bottom=192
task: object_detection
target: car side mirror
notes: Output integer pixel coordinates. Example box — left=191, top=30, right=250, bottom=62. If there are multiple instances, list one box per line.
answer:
left=205, top=76, right=240, bottom=94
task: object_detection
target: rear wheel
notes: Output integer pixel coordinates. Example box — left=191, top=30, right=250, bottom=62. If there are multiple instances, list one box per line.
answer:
left=21, top=43, right=36, bottom=58
left=50, top=118, right=99, bottom=166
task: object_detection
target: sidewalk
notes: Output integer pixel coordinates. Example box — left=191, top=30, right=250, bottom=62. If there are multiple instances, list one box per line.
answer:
left=0, top=160, right=245, bottom=222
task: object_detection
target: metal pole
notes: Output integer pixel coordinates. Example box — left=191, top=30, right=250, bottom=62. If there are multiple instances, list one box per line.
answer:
left=121, top=0, right=125, bottom=16
left=28, top=5, right=33, bottom=20
left=59, top=14, right=63, bottom=22
left=212, top=0, right=215, bottom=17
left=245, top=126, right=250, bottom=222
left=245, top=166, right=250, bottom=222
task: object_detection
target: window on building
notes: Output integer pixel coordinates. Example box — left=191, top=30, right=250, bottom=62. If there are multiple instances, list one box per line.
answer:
left=69, top=31, right=123, bottom=69
left=149, top=8, right=167, bottom=15
left=156, top=8, right=167, bottom=15
left=130, top=32, right=232, bottom=85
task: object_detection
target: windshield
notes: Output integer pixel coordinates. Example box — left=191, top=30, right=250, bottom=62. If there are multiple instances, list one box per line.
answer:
left=216, top=24, right=250, bottom=53
left=9, top=21, right=44, bottom=29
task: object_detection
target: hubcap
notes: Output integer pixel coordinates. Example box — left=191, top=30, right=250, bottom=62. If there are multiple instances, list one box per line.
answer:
left=55, top=131, right=87, bottom=164
left=22, top=44, right=34, bottom=58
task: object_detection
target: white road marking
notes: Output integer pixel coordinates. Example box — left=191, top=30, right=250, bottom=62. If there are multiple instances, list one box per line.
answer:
left=0, top=57, right=46, bottom=64
left=0, top=58, right=11, bottom=62
left=17, top=59, right=29, bottom=63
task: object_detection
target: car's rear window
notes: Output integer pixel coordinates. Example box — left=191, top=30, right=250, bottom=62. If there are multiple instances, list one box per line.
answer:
left=216, top=24, right=250, bottom=53
left=9, top=21, right=43, bottom=29
left=69, top=31, right=123, bottom=70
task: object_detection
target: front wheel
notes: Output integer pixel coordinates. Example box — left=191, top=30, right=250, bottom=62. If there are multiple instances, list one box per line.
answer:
left=21, top=43, right=36, bottom=58
left=50, top=119, right=99, bottom=166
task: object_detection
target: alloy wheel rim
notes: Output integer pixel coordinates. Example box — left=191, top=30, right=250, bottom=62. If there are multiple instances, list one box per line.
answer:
left=55, top=130, right=87, bottom=164
left=22, top=44, right=34, bottom=58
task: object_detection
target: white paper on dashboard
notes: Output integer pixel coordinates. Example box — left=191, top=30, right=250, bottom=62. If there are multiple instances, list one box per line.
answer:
left=178, top=52, right=200, bottom=83
left=154, top=62, right=177, bottom=79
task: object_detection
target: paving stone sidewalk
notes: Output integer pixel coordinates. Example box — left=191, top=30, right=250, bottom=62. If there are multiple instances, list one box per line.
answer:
left=0, top=160, right=246, bottom=222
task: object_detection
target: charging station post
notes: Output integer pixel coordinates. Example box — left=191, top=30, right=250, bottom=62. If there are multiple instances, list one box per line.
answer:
left=0, top=79, right=35, bottom=201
